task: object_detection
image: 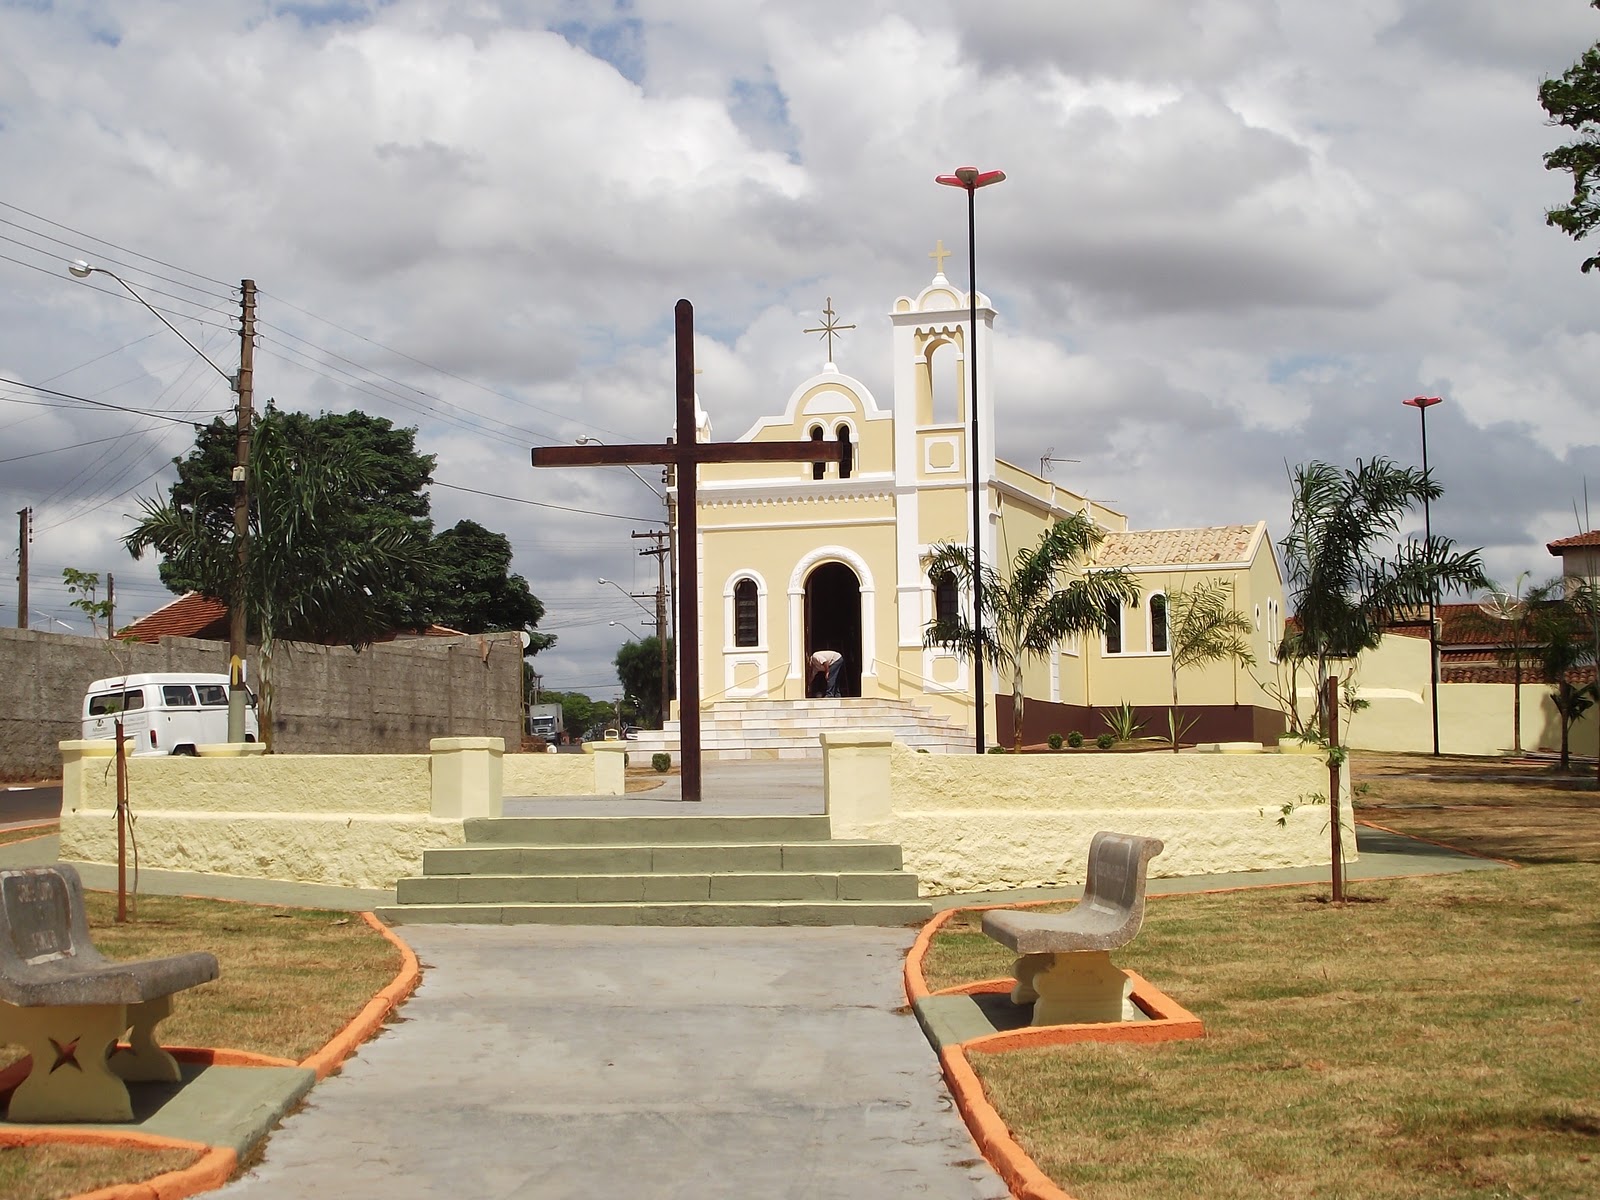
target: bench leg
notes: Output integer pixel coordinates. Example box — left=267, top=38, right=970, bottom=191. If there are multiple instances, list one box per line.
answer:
left=2, top=1002, right=133, bottom=1123
left=1025, top=951, right=1134, bottom=1027
left=1009, top=954, right=1053, bottom=1006
left=109, top=994, right=183, bottom=1083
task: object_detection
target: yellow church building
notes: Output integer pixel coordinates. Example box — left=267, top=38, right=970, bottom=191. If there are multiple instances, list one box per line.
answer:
left=671, top=255, right=1288, bottom=752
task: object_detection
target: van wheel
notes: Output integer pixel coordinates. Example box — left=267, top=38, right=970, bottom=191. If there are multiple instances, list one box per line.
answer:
left=245, top=734, right=257, bottom=743
left=173, top=746, right=198, bottom=757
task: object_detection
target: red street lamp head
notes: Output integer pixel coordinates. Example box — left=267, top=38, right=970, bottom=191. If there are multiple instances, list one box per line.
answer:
left=936, top=166, right=1006, bottom=190
left=1404, top=395, right=1443, bottom=410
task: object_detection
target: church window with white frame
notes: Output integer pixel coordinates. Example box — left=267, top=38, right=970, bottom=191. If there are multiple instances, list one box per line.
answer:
left=932, top=569, right=959, bottom=627
left=733, top=578, right=760, bottom=647
left=1148, top=592, right=1168, bottom=654
left=1103, top=598, right=1124, bottom=656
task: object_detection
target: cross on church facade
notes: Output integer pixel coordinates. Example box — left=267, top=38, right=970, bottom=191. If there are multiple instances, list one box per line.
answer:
left=531, top=299, right=839, bottom=802
left=929, top=239, right=951, bottom=275
left=802, top=297, right=855, bottom=365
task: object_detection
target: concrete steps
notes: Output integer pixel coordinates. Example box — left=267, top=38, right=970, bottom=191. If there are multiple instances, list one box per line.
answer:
left=626, top=697, right=970, bottom=761
left=378, top=813, right=931, bottom=927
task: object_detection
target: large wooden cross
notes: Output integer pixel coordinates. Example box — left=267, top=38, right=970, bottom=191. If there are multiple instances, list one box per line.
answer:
left=531, top=299, right=837, bottom=802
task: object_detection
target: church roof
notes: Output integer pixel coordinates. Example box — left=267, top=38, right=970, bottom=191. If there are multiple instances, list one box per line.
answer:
left=1095, top=524, right=1263, bottom=570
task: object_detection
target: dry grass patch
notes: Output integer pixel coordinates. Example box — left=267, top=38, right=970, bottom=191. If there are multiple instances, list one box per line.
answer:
left=930, top=756, right=1600, bottom=1198
left=0, top=1141, right=198, bottom=1200
left=1354, top=752, right=1600, bottom=863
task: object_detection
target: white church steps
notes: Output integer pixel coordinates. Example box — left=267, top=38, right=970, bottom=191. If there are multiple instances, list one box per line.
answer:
left=378, top=814, right=932, bottom=927
left=626, top=697, right=969, bottom=760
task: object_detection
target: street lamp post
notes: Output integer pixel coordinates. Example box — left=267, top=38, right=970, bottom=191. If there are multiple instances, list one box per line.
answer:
left=69, top=260, right=256, bottom=743
left=1404, top=395, right=1443, bottom=757
left=936, top=165, right=1006, bottom=754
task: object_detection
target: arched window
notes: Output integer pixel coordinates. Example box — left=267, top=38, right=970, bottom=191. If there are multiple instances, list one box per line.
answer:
left=836, top=424, right=853, bottom=479
left=1149, top=593, right=1168, bottom=654
left=933, top=570, right=959, bottom=627
left=734, top=578, right=759, bottom=647
left=1104, top=598, right=1123, bottom=656
left=810, top=425, right=825, bottom=480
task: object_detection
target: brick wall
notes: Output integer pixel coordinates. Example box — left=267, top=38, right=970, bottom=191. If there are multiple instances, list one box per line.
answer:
left=0, top=627, right=523, bottom=781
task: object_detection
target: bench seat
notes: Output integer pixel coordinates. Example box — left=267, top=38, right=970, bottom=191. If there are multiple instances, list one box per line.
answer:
left=980, top=831, right=1163, bottom=1026
left=0, top=865, right=219, bottom=1122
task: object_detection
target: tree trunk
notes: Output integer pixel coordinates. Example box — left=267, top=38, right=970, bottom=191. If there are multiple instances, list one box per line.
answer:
left=1511, top=649, right=1522, bottom=755
left=1012, top=665, right=1025, bottom=753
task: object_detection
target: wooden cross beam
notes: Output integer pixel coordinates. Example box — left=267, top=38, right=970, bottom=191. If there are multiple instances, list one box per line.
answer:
left=531, top=299, right=838, bottom=802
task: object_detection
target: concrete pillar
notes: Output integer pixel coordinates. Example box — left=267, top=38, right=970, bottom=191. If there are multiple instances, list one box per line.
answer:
left=429, top=737, right=504, bottom=819
left=588, top=743, right=627, bottom=795
left=821, top=729, right=894, bottom=837
left=58, top=740, right=116, bottom=816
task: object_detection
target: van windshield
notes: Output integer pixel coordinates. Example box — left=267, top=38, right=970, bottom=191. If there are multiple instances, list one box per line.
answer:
left=88, top=690, right=144, bottom=716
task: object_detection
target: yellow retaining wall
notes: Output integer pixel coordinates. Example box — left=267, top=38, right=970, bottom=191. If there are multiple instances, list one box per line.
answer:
left=502, top=744, right=625, bottom=796
left=57, top=736, right=620, bottom=890
left=823, top=732, right=1354, bottom=896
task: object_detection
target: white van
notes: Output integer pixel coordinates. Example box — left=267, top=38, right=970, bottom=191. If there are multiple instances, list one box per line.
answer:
left=82, top=673, right=259, bottom=756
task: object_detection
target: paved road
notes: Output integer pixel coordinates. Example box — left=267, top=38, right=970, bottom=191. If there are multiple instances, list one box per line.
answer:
left=215, top=925, right=1009, bottom=1200
left=0, top=784, right=60, bottom=828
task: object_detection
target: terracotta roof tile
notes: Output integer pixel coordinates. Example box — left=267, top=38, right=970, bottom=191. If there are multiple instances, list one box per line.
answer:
left=1547, top=530, right=1600, bottom=552
left=1095, top=524, right=1260, bottom=569
left=120, top=593, right=229, bottom=644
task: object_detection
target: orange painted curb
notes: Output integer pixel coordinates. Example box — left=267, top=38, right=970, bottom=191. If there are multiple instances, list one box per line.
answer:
left=904, top=907, right=957, bottom=1002
left=298, top=912, right=420, bottom=1081
left=939, top=1045, right=1078, bottom=1200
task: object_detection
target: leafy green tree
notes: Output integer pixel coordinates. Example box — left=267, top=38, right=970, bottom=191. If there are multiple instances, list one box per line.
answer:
left=61, top=568, right=115, bottom=638
left=427, top=519, right=554, bottom=651
left=614, top=635, right=672, bottom=728
left=1163, top=579, right=1257, bottom=751
left=924, top=513, right=1141, bottom=752
left=542, top=691, right=616, bottom=742
left=159, top=407, right=438, bottom=632
left=126, top=411, right=427, bottom=749
left=1541, top=3, right=1600, bottom=272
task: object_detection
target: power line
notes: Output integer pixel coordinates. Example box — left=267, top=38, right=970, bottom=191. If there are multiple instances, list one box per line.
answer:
left=431, top=480, right=662, bottom=524
left=0, top=376, right=226, bottom=425
left=0, top=433, right=139, bottom=465
left=0, top=199, right=235, bottom=291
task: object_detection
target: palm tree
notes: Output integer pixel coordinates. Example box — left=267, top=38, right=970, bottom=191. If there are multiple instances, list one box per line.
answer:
left=125, top=412, right=426, bottom=749
left=1280, top=458, right=1489, bottom=731
left=1164, top=579, right=1257, bottom=751
left=923, top=513, right=1140, bottom=752
left=1529, top=578, right=1599, bottom=770
left=1279, top=457, right=1489, bottom=899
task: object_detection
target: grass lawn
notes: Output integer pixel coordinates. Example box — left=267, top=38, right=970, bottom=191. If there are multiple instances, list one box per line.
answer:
left=2, top=890, right=400, bottom=1200
left=0, top=825, right=55, bottom=848
left=928, top=753, right=1600, bottom=1200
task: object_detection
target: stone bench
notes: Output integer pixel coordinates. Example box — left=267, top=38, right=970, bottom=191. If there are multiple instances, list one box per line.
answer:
left=0, top=865, right=219, bottom=1122
left=981, top=831, right=1164, bottom=1026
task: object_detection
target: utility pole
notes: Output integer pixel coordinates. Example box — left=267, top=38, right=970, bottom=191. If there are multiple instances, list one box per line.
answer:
left=15, top=507, right=30, bottom=629
left=228, top=281, right=256, bottom=743
left=633, top=530, right=670, bottom=727
left=106, top=572, right=114, bottom=638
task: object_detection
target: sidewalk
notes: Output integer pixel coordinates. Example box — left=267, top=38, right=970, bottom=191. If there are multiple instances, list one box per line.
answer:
left=0, top=761, right=1508, bottom=1198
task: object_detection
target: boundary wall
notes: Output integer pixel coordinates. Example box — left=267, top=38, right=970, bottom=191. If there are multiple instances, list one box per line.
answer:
left=57, top=739, right=625, bottom=890
left=1, top=627, right=524, bottom=781
left=822, top=732, right=1353, bottom=896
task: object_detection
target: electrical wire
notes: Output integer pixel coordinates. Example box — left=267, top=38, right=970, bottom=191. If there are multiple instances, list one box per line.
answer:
left=0, top=376, right=225, bottom=425
left=431, top=480, right=662, bottom=523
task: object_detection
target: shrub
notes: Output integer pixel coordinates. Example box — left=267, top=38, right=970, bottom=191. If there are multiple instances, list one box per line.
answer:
left=1067, top=730, right=1084, bottom=748
left=651, top=752, right=671, bottom=773
left=987, top=745, right=1008, bottom=754
left=1096, top=732, right=1115, bottom=749
left=1046, top=733, right=1064, bottom=750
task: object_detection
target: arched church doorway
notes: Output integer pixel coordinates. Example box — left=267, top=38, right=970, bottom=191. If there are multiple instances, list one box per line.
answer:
left=804, top=561, right=862, bottom=697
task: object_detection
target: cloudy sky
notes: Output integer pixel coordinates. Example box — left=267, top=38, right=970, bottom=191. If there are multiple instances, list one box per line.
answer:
left=2, top=0, right=1598, bottom=700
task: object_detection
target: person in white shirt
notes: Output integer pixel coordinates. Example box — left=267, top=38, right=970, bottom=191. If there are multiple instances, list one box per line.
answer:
left=807, top=649, right=844, bottom=697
